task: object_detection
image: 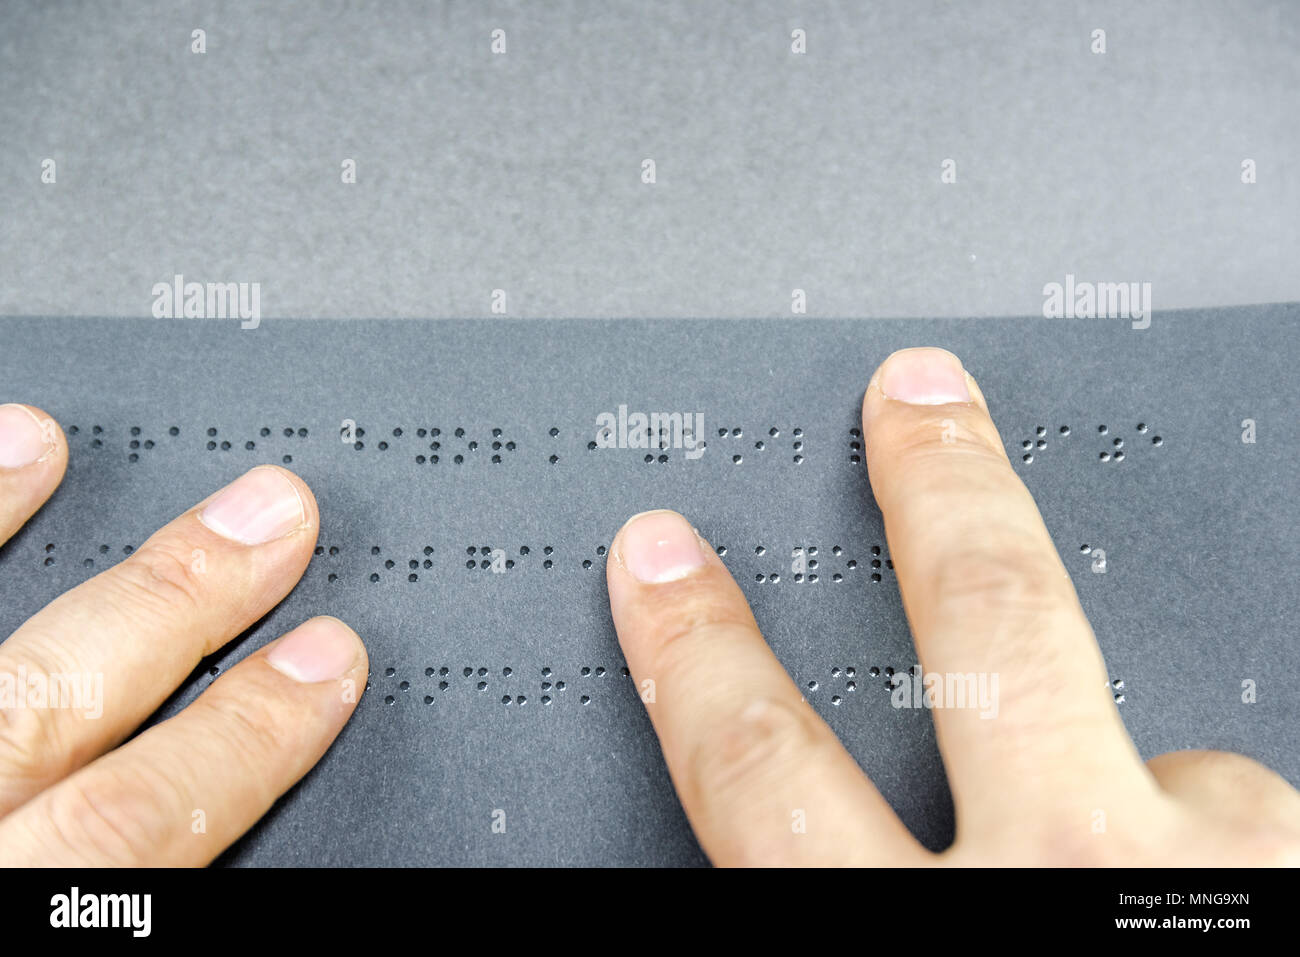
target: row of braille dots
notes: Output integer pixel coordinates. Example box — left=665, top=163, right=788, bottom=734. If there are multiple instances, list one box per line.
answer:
left=39, top=541, right=135, bottom=568
left=712, top=426, right=807, bottom=465
left=714, top=543, right=893, bottom=584
left=349, top=426, right=555, bottom=464
left=804, top=666, right=1129, bottom=707
left=65, top=424, right=181, bottom=462
left=806, top=664, right=906, bottom=705
left=205, top=426, right=309, bottom=464
left=1096, top=422, right=1162, bottom=463
left=310, top=544, right=605, bottom=582
left=373, top=664, right=631, bottom=707
left=1019, top=423, right=1163, bottom=465
left=461, top=544, right=606, bottom=572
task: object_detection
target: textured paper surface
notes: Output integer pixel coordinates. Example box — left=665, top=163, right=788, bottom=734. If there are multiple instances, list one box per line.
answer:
left=0, top=307, right=1295, bottom=865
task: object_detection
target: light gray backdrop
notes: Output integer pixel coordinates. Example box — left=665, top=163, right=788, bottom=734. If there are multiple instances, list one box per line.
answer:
left=2, top=0, right=1296, bottom=319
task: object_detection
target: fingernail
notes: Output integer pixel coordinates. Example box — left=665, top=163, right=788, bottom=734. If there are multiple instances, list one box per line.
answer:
left=0, top=404, right=53, bottom=468
left=267, top=617, right=359, bottom=683
left=199, top=466, right=307, bottom=544
left=617, top=510, right=709, bottom=584
left=873, top=348, right=971, bottom=405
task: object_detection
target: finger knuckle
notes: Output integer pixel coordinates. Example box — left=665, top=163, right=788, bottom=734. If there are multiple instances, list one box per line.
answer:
left=0, top=699, right=61, bottom=786
left=44, top=770, right=177, bottom=866
left=107, top=539, right=210, bottom=619
left=200, top=692, right=296, bottom=779
left=931, top=541, right=1069, bottom=625
left=686, top=696, right=815, bottom=810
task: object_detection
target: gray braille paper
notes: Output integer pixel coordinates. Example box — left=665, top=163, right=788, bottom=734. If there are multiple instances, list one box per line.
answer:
left=0, top=307, right=1295, bottom=865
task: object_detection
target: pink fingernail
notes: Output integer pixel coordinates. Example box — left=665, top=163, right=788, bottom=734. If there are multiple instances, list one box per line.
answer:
left=617, top=510, right=708, bottom=583
left=875, top=348, right=971, bottom=405
left=0, top=404, right=53, bottom=468
left=266, top=617, right=359, bottom=683
left=199, top=467, right=307, bottom=544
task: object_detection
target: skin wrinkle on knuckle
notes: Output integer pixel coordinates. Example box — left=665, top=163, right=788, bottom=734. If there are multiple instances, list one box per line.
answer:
left=0, top=700, right=64, bottom=786
left=0, top=642, right=88, bottom=785
left=924, top=541, right=1072, bottom=627
left=105, top=538, right=213, bottom=623
left=43, top=765, right=182, bottom=866
left=684, top=695, right=816, bottom=815
left=194, top=690, right=303, bottom=795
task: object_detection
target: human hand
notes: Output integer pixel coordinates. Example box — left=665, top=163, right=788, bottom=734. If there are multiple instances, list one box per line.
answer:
left=604, top=348, right=1300, bottom=866
left=0, top=404, right=367, bottom=865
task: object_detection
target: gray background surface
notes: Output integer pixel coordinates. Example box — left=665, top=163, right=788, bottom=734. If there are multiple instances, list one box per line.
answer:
left=2, top=0, right=1297, bottom=319
left=0, top=309, right=1296, bottom=865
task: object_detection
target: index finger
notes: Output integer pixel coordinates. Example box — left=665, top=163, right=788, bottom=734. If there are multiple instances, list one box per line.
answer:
left=860, top=349, right=1156, bottom=831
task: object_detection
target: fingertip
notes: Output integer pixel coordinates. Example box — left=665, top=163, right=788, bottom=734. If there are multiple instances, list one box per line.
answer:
left=265, top=615, right=367, bottom=687
left=610, top=508, right=711, bottom=585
